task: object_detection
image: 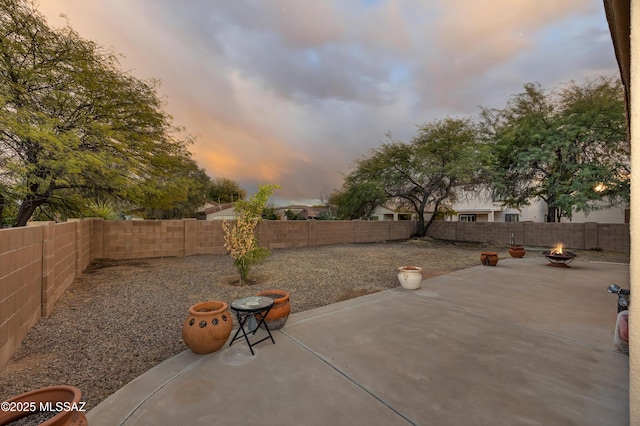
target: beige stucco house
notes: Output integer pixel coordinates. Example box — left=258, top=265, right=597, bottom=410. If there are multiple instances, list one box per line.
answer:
left=448, top=187, right=629, bottom=223
left=603, top=0, right=636, bottom=420
left=370, top=205, right=418, bottom=221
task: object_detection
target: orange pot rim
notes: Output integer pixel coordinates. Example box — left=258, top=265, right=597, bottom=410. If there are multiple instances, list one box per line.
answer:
left=398, top=265, right=422, bottom=271
left=0, top=385, right=83, bottom=426
left=256, top=289, right=290, bottom=303
left=189, top=301, right=228, bottom=316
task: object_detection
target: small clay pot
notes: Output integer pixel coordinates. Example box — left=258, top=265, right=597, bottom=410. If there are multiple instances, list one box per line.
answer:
left=509, top=246, right=526, bottom=258
left=0, top=385, right=87, bottom=425
left=397, top=266, right=423, bottom=289
left=255, top=290, right=291, bottom=330
left=182, top=301, right=233, bottom=354
left=480, top=252, right=499, bottom=266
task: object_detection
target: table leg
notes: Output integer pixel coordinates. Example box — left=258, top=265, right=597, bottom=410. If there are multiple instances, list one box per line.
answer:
left=230, top=311, right=256, bottom=355
left=229, top=307, right=276, bottom=355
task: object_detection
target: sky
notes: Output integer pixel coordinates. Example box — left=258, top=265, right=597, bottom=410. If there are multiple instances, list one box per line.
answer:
left=38, top=0, right=619, bottom=206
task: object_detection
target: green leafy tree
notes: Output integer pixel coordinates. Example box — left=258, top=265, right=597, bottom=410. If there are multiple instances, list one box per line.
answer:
left=329, top=181, right=385, bottom=220
left=0, top=0, right=198, bottom=226
left=209, top=177, right=246, bottom=204
left=261, top=204, right=278, bottom=220
left=336, top=118, right=483, bottom=236
left=142, top=160, right=213, bottom=219
left=317, top=205, right=337, bottom=220
left=481, top=77, right=629, bottom=222
left=222, top=184, right=279, bottom=284
left=284, top=209, right=305, bottom=220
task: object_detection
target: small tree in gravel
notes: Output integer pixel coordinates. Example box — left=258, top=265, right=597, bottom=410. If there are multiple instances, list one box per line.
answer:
left=222, top=184, right=279, bottom=284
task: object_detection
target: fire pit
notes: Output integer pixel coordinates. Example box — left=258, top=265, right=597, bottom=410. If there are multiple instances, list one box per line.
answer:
left=543, top=243, right=576, bottom=266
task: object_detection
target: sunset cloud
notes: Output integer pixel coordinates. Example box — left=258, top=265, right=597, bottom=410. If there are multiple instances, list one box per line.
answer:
left=39, top=0, right=617, bottom=204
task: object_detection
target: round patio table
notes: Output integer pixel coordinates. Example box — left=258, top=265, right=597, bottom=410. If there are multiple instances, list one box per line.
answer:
left=229, top=296, right=275, bottom=355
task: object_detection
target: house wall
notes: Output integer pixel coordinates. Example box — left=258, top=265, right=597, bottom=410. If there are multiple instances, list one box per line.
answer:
left=451, top=188, right=628, bottom=223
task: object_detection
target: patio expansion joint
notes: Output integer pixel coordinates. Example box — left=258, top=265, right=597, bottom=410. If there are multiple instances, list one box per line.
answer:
left=278, top=330, right=418, bottom=426
left=287, top=291, right=403, bottom=326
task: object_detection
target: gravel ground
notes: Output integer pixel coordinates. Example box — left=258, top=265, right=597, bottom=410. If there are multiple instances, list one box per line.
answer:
left=0, top=239, right=629, bottom=412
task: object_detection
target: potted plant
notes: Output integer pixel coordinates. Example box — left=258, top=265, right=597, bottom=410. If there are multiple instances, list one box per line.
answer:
left=0, top=385, right=87, bottom=425
left=182, top=301, right=233, bottom=354
left=255, top=289, right=291, bottom=330
left=397, top=266, right=423, bottom=289
left=508, top=245, right=526, bottom=258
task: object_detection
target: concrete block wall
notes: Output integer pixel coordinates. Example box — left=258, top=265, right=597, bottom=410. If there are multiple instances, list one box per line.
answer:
left=191, top=220, right=226, bottom=255
left=426, top=221, right=630, bottom=252
left=259, top=221, right=310, bottom=249
left=1, top=219, right=96, bottom=369
left=521, top=223, right=585, bottom=249
left=309, top=221, right=356, bottom=246
left=597, top=223, right=631, bottom=252
left=457, top=222, right=515, bottom=244
left=259, top=220, right=417, bottom=249
left=50, top=222, right=77, bottom=315
left=426, top=221, right=457, bottom=241
left=89, top=220, right=416, bottom=258
left=99, top=220, right=187, bottom=259
left=0, top=226, right=43, bottom=370
left=389, top=221, right=420, bottom=240
left=75, top=219, right=93, bottom=274
left=355, top=221, right=416, bottom=243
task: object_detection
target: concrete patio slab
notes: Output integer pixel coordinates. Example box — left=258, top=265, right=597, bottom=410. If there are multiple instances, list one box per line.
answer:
left=87, top=257, right=629, bottom=425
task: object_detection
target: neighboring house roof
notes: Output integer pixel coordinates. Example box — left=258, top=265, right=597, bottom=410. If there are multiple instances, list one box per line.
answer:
left=276, top=205, right=323, bottom=218
left=195, top=202, right=236, bottom=220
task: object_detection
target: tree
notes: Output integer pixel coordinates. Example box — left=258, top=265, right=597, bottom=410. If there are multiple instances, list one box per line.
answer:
left=284, top=209, right=304, bottom=220
left=141, top=160, right=213, bottom=220
left=336, top=118, right=483, bottom=236
left=329, top=181, right=385, bottom=220
left=261, top=204, right=278, bottom=220
left=222, top=184, right=279, bottom=284
left=481, top=77, right=629, bottom=222
left=208, top=177, right=246, bottom=204
left=0, top=0, right=198, bottom=226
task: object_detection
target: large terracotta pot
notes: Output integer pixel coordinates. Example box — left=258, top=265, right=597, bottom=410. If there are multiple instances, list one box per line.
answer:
left=0, top=385, right=87, bottom=425
left=480, top=252, right=499, bottom=266
left=397, top=266, right=423, bottom=290
left=255, top=289, right=291, bottom=330
left=509, top=246, right=526, bottom=258
left=182, top=301, right=233, bottom=354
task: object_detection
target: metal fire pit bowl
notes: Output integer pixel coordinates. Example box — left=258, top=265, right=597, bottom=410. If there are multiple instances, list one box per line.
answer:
left=542, top=250, right=577, bottom=266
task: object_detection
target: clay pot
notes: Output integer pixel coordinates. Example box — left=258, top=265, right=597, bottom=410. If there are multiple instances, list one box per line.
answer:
left=182, top=301, right=233, bottom=354
left=0, top=385, right=87, bottom=425
left=480, top=252, right=499, bottom=266
left=255, top=289, right=291, bottom=330
left=509, top=246, right=526, bottom=258
left=397, top=266, right=423, bottom=290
